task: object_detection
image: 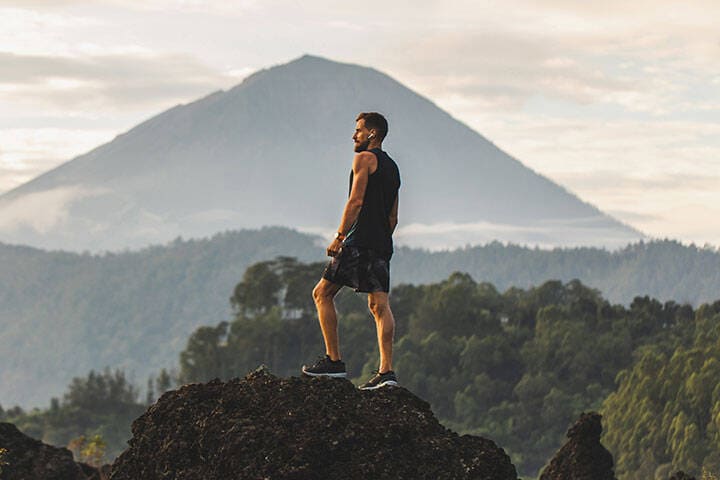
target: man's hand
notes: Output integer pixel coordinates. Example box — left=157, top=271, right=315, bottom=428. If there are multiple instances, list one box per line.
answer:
left=327, top=238, right=343, bottom=257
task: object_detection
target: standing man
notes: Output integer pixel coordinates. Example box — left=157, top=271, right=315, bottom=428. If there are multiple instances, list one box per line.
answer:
left=302, top=112, right=401, bottom=390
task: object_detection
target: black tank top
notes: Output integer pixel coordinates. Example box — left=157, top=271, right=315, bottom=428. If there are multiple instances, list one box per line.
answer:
left=343, top=148, right=401, bottom=259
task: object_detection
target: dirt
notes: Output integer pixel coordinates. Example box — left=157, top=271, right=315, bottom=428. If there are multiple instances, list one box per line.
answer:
left=110, top=368, right=519, bottom=480
left=539, top=412, right=616, bottom=480
left=0, top=422, right=103, bottom=480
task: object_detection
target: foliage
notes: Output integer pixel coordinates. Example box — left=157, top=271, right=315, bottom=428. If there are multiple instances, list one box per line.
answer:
left=68, top=434, right=107, bottom=467
left=3, top=227, right=720, bottom=407
left=4, top=252, right=718, bottom=476
left=178, top=256, right=703, bottom=477
left=602, top=301, right=720, bottom=479
left=0, top=447, right=8, bottom=475
left=4, top=368, right=147, bottom=461
left=0, top=227, right=323, bottom=407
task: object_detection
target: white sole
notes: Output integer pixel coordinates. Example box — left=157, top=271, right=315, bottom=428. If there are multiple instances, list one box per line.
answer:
left=301, top=368, right=347, bottom=378
left=359, top=380, right=398, bottom=390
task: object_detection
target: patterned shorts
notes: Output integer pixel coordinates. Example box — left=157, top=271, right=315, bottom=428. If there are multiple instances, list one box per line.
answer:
left=322, top=245, right=390, bottom=293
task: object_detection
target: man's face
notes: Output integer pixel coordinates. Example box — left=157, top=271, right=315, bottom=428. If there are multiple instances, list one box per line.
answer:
left=353, top=119, right=372, bottom=152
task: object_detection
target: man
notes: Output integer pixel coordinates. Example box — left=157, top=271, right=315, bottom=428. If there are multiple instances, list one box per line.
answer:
left=302, top=112, right=401, bottom=390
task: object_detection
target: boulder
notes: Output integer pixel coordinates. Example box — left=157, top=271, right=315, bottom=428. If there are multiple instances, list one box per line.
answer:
left=539, top=412, right=616, bottom=480
left=111, top=368, right=518, bottom=480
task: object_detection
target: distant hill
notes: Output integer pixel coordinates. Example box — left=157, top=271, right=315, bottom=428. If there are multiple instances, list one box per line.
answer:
left=0, top=227, right=718, bottom=408
left=0, top=54, right=641, bottom=252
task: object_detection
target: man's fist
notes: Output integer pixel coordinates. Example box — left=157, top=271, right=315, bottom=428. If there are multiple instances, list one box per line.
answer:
left=326, top=238, right=343, bottom=257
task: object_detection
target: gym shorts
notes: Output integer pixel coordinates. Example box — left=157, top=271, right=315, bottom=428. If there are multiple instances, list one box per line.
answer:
left=321, top=245, right=391, bottom=293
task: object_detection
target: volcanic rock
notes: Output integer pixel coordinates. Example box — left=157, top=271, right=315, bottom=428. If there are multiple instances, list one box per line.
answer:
left=668, top=472, right=696, bottom=480
left=110, top=368, right=518, bottom=480
left=539, top=412, right=616, bottom=480
left=0, top=422, right=99, bottom=480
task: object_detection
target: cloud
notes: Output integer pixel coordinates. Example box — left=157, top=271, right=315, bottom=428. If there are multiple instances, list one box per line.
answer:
left=0, top=0, right=261, bottom=13
left=299, top=219, right=644, bottom=251
left=391, top=220, right=643, bottom=251
left=0, top=185, right=107, bottom=233
left=370, top=1, right=720, bottom=119
left=0, top=51, right=239, bottom=111
left=388, top=31, right=636, bottom=108
left=555, top=172, right=720, bottom=192
left=0, top=127, right=117, bottom=194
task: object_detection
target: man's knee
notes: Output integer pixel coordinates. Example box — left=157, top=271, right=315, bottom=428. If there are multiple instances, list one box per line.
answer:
left=313, top=280, right=336, bottom=304
left=368, top=294, right=390, bottom=318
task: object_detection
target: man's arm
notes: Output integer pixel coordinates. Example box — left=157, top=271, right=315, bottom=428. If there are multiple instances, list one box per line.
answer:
left=326, top=152, right=373, bottom=257
left=338, top=152, right=372, bottom=234
left=388, top=194, right=399, bottom=235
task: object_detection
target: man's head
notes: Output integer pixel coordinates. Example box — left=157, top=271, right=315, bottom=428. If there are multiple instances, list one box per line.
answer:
left=353, top=112, right=388, bottom=152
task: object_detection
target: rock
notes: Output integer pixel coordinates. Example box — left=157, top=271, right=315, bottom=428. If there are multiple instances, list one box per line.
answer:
left=539, top=412, right=616, bottom=480
left=668, top=472, right=696, bottom=480
left=110, top=369, right=519, bottom=480
left=0, top=422, right=95, bottom=480
left=79, top=462, right=112, bottom=480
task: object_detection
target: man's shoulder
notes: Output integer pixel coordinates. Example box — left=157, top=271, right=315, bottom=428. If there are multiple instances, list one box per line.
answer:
left=354, top=150, right=377, bottom=162
left=353, top=150, right=378, bottom=171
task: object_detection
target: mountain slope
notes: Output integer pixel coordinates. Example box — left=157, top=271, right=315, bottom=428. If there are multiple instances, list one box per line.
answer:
left=0, top=54, right=641, bottom=252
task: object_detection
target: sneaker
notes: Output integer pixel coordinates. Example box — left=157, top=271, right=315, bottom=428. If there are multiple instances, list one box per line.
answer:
left=301, top=355, right=347, bottom=378
left=358, top=370, right=398, bottom=390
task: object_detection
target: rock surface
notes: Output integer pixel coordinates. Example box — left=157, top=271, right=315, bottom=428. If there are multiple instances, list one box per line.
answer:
left=539, top=412, right=616, bottom=480
left=0, top=422, right=97, bottom=480
left=668, top=472, right=696, bottom=480
left=110, top=368, right=518, bottom=480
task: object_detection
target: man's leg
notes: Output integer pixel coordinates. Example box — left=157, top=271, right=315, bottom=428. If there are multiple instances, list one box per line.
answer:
left=312, top=278, right=343, bottom=361
left=367, top=292, right=395, bottom=372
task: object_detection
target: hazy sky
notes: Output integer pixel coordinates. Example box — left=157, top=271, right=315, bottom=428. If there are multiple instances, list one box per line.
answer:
left=1, top=0, right=719, bottom=245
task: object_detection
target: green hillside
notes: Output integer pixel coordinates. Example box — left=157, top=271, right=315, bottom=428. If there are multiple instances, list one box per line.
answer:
left=1, top=226, right=719, bottom=408
left=7, top=256, right=718, bottom=478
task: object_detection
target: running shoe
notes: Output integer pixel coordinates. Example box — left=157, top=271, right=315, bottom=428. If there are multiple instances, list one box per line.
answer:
left=358, top=370, right=398, bottom=390
left=301, top=355, right=347, bottom=378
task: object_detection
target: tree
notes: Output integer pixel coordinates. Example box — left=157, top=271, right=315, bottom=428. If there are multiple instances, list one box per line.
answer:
left=179, top=322, right=229, bottom=383
left=230, top=261, right=282, bottom=317
left=603, top=309, right=720, bottom=479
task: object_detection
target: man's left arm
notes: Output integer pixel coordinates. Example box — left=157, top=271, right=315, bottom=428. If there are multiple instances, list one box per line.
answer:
left=326, top=152, right=372, bottom=257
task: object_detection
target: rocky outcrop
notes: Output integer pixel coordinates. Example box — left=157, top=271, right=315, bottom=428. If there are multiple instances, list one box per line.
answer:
left=110, top=368, right=518, bottom=480
left=539, top=412, right=616, bottom=480
left=0, top=422, right=101, bottom=480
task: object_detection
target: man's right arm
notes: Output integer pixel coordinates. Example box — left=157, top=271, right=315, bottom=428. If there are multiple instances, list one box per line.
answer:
left=389, top=195, right=399, bottom=235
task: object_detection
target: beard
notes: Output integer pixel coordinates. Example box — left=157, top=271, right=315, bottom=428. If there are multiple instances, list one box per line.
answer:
left=354, top=139, right=370, bottom=152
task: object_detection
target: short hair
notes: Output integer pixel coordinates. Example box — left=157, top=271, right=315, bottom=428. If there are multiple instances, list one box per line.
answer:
left=356, top=112, right=388, bottom=141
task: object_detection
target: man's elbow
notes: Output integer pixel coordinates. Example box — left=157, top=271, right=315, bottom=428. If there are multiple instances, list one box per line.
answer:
left=348, top=199, right=363, bottom=211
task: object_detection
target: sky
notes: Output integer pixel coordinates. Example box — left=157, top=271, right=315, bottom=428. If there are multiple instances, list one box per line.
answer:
left=1, top=0, right=719, bottom=246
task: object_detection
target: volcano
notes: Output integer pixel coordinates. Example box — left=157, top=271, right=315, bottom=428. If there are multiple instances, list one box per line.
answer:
left=0, top=54, right=642, bottom=252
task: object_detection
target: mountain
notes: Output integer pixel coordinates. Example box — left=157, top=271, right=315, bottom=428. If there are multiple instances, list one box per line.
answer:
left=0, top=54, right=642, bottom=252
left=1, top=227, right=718, bottom=409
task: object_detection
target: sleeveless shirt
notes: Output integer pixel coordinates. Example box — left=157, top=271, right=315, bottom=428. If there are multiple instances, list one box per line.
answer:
left=343, top=148, right=401, bottom=260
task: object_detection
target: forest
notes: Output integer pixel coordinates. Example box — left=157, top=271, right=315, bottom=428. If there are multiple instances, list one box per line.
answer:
left=3, top=255, right=720, bottom=478
left=3, top=227, right=720, bottom=408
